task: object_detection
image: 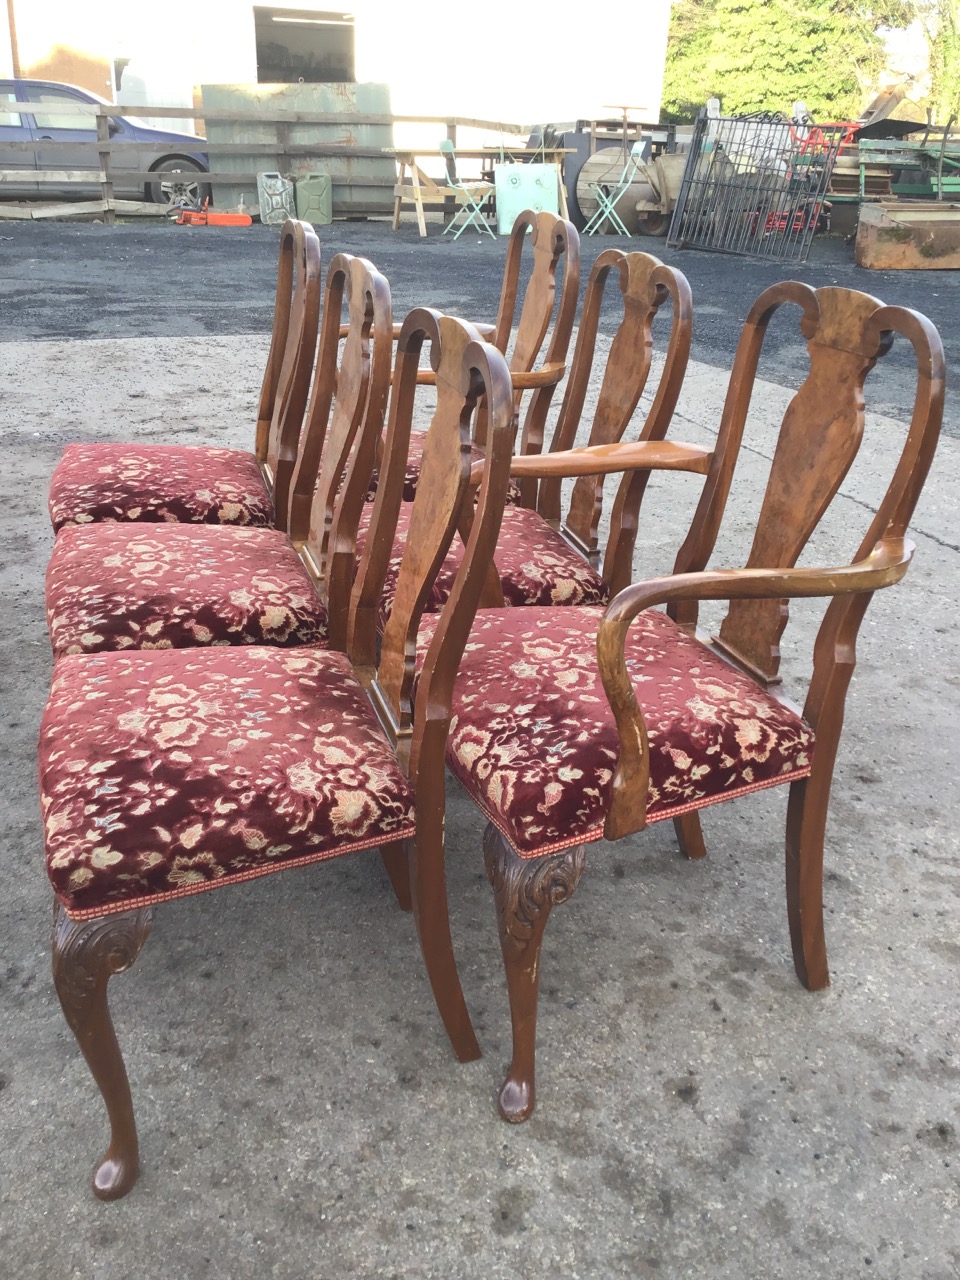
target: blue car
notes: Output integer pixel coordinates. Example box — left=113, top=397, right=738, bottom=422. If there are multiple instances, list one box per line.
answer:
left=0, top=78, right=210, bottom=207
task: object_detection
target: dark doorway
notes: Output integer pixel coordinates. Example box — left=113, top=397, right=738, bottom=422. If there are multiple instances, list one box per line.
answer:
left=254, top=8, right=356, bottom=83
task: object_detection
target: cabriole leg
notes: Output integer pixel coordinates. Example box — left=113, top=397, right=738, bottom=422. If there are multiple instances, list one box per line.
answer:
left=483, top=825, right=586, bottom=1123
left=52, top=900, right=153, bottom=1200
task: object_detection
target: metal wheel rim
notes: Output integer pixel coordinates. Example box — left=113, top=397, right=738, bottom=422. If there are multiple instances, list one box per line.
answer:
left=158, top=172, right=202, bottom=208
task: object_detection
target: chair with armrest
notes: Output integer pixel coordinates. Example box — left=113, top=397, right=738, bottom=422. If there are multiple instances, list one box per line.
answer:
left=45, top=255, right=393, bottom=659
left=422, top=282, right=944, bottom=1122
left=362, top=248, right=699, bottom=623
left=390, top=209, right=580, bottom=502
left=39, top=309, right=517, bottom=1199
left=439, top=139, right=496, bottom=239
left=48, top=219, right=322, bottom=533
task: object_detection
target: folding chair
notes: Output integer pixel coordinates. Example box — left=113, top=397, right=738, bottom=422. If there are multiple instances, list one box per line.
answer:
left=439, top=139, right=495, bottom=239
left=583, top=141, right=645, bottom=236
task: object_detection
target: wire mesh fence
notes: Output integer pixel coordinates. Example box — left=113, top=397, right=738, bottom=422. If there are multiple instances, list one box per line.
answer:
left=667, top=111, right=848, bottom=262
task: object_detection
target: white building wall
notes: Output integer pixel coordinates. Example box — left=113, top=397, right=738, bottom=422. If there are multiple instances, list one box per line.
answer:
left=8, top=0, right=672, bottom=126
left=0, top=5, right=12, bottom=78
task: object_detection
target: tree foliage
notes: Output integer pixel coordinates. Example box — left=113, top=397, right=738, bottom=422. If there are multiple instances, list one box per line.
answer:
left=918, top=1, right=960, bottom=122
left=662, top=0, right=917, bottom=121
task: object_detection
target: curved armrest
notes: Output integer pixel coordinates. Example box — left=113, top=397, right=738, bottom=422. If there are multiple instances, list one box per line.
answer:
left=422, top=354, right=565, bottom=391
left=514, top=440, right=711, bottom=479
left=509, top=362, right=566, bottom=390
left=338, top=321, right=497, bottom=342
left=597, top=540, right=914, bottom=840
left=467, top=438, right=711, bottom=488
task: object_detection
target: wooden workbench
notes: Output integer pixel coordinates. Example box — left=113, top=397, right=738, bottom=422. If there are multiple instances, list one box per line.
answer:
left=390, top=148, right=572, bottom=235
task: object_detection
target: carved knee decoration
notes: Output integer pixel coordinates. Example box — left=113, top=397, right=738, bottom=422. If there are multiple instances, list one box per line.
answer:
left=483, top=824, right=586, bottom=1122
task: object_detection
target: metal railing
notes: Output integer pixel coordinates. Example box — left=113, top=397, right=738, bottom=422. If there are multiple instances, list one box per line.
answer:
left=667, top=112, right=846, bottom=262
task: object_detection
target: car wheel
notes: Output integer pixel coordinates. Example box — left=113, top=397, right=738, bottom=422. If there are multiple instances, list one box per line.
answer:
left=147, top=158, right=211, bottom=209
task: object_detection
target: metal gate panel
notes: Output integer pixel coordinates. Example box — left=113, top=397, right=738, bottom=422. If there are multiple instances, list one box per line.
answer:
left=667, top=112, right=846, bottom=262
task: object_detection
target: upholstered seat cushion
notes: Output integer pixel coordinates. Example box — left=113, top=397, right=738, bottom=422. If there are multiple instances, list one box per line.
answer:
left=49, top=443, right=275, bottom=531
left=46, top=523, right=328, bottom=657
left=39, top=646, right=416, bottom=919
left=416, top=606, right=815, bottom=857
left=357, top=503, right=609, bottom=631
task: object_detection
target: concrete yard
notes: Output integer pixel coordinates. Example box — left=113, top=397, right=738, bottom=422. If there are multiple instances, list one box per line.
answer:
left=0, top=221, right=958, bottom=1279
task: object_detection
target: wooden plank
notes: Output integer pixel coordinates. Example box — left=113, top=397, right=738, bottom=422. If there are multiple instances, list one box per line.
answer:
left=8, top=100, right=535, bottom=132
left=3, top=168, right=399, bottom=184
left=0, top=170, right=107, bottom=183
left=1, top=139, right=406, bottom=157
left=31, top=201, right=109, bottom=219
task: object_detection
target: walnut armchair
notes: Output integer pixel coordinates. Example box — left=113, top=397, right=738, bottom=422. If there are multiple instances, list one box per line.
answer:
left=40, top=310, right=517, bottom=1199
left=388, top=209, right=581, bottom=500
left=427, top=283, right=944, bottom=1122
left=361, top=248, right=702, bottom=625
left=48, top=219, right=322, bottom=533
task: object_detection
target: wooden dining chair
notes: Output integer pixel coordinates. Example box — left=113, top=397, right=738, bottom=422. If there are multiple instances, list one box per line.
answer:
left=48, top=219, right=321, bottom=533
left=44, top=255, right=393, bottom=659
left=359, top=249, right=700, bottom=625
left=392, top=209, right=580, bottom=501
left=415, top=283, right=944, bottom=1122
left=39, top=310, right=516, bottom=1199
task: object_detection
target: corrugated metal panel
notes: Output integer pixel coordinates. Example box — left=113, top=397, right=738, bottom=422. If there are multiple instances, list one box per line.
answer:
left=201, top=81, right=395, bottom=216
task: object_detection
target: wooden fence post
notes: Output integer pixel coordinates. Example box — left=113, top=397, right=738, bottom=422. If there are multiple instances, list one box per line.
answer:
left=97, top=111, right=115, bottom=225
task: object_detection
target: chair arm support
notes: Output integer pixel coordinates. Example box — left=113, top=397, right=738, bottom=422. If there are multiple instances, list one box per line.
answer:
left=513, top=440, right=712, bottom=479
left=597, top=539, right=914, bottom=841
left=425, top=355, right=566, bottom=392
left=467, top=439, right=711, bottom=488
left=340, top=322, right=496, bottom=342
left=509, top=362, right=566, bottom=390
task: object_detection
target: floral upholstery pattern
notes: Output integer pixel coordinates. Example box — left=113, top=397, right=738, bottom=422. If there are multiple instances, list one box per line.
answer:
left=39, top=646, right=416, bottom=919
left=416, top=606, right=815, bottom=857
left=49, top=443, right=275, bottom=531
left=46, top=523, right=328, bottom=656
left=487, top=506, right=609, bottom=608
left=357, top=502, right=610, bottom=631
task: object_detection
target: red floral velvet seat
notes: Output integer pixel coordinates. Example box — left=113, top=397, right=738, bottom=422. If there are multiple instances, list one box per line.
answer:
left=39, top=646, right=416, bottom=920
left=417, top=606, right=814, bottom=857
left=46, top=522, right=328, bottom=657
left=47, top=222, right=322, bottom=535
left=48, top=442, right=276, bottom=531
left=358, top=501, right=609, bottom=630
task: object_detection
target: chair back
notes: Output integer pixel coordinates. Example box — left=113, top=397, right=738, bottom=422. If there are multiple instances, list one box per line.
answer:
left=348, top=312, right=516, bottom=774
left=671, top=283, right=945, bottom=685
left=484, top=210, right=580, bottom=493
left=287, top=255, right=393, bottom=650
left=439, top=139, right=460, bottom=187
left=620, top=140, right=645, bottom=184
left=256, top=219, right=322, bottom=525
left=537, top=247, right=693, bottom=594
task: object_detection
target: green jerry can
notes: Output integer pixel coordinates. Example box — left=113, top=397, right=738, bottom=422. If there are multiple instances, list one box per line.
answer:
left=295, top=173, right=334, bottom=225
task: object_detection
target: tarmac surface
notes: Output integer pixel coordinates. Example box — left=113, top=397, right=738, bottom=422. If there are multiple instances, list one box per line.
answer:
left=0, top=218, right=958, bottom=1279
